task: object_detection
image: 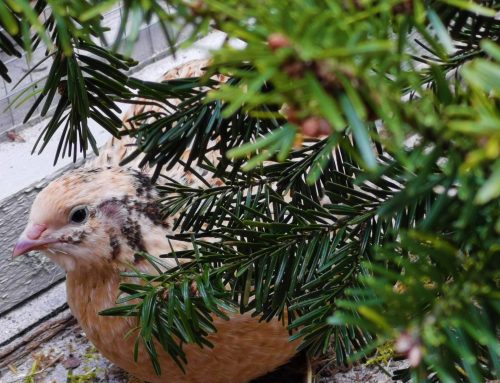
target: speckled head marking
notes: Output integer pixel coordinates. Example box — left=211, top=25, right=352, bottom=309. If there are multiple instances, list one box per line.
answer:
left=108, top=232, right=121, bottom=260
left=14, top=166, right=171, bottom=272
left=133, top=172, right=155, bottom=198
left=121, top=217, right=146, bottom=252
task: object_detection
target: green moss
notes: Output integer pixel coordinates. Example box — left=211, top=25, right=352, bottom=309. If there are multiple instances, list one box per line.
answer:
left=83, top=346, right=98, bottom=362
left=66, top=368, right=97, bottom=383
left=366, top=342, right=395, bottom=366
left=23, top=359, right=39, bottom=383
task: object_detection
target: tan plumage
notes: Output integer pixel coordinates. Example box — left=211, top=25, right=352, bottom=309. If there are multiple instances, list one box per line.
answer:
left=15, top=167, right=297, bottom=382
left=13, top=61, right=298, bottom=382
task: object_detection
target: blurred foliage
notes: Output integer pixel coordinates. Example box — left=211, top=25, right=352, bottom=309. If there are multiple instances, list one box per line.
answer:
left=1, top=0, right=499, bottom=381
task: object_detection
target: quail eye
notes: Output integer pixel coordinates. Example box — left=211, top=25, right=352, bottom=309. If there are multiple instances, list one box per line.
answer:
left=69, top=206, right=89, bottom=224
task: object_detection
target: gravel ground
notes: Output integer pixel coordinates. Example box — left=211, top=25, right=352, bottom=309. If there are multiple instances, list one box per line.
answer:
left=1, top=324, right=133, bottom=383
left=0, top=323, right=408, bottom=383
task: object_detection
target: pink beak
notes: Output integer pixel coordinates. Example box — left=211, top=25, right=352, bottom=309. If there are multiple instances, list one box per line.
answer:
left=12, top=224, right=56, bottom=258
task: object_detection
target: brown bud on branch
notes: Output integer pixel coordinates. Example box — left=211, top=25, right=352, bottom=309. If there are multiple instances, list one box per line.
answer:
left=268, top=33, right=292, bottom=51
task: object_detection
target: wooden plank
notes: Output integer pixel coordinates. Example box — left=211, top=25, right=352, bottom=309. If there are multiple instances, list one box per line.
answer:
left=0, top=310, right=75, bottom=369
left=0, top=282, right=67, bottom=345
left=0, top=171, right=77, bottom=315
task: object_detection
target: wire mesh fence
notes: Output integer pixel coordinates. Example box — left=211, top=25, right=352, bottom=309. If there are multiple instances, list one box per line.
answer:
left=0, top=5, right=172, bottom=136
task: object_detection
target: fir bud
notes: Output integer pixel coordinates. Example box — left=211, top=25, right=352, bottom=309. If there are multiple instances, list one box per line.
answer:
left=313, top=61, right=344, bottom=93
left=188, top=0, right=207, bottom=15
left=284, top=106, right=301, bottom=124
left=301, top=117, right=331, bottom=137
left=58, top=80, right=67, bottom=96
left=283, top=60, right=306, bottom=78
left=268, top=33, right=291, bottom=51
left=392, top=0, right=413, bottom=15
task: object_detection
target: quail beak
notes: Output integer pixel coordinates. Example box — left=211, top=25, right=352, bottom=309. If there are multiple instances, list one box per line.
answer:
left=12, top=224, right=57, bottom=258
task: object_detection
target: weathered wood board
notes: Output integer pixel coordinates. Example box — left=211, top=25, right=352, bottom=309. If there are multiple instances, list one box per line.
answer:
left=0, top=167, right=81, bottom=316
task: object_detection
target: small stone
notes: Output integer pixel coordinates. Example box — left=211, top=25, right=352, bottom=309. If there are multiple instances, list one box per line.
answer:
left=395, top=332, right=413, bottom=353
left=62, top=356, right=81, bottom=369
left=6, top=130, right=26, bottom=142
left=396, top=331, right=422, bottom=367
left=408, top=345, right=423, bottom=367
